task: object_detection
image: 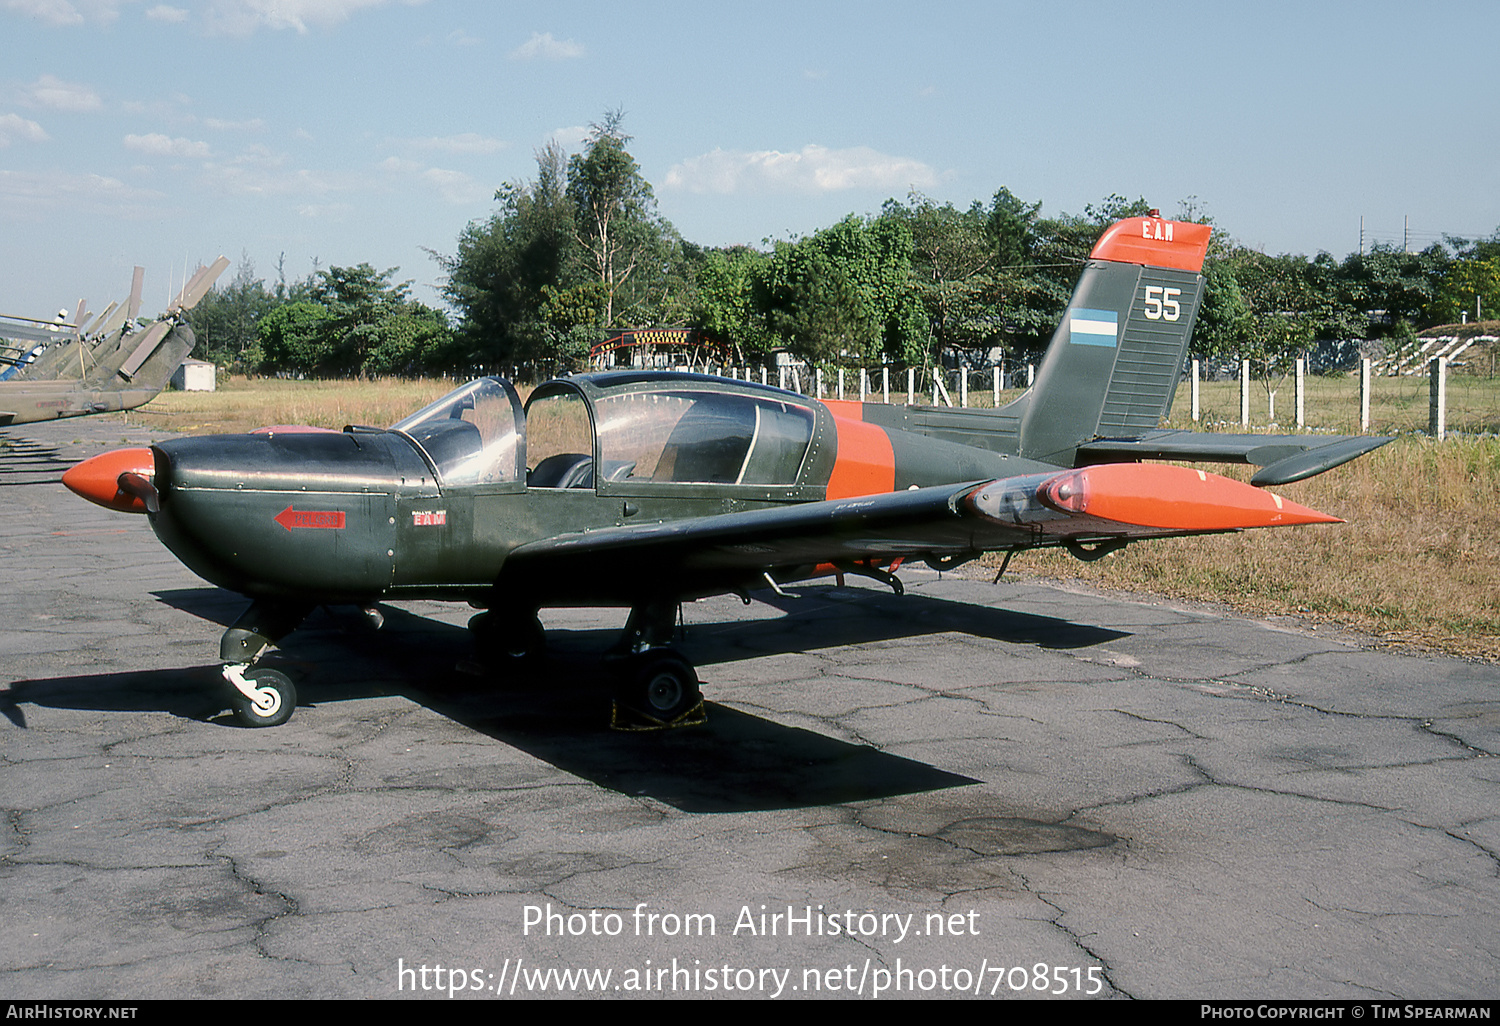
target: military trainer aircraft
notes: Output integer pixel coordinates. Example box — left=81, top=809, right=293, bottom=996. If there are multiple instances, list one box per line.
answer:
left=0, top=258, right=226, bottom=426
left=63, top=216, right=1389, bottom=728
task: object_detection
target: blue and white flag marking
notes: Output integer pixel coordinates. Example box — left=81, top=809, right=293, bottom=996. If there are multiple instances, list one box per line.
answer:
left=1069, top=308, right=1118, bottom=347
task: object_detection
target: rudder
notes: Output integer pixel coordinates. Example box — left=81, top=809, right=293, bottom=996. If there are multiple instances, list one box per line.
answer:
left=1016, top=216, right=1212, bottom=464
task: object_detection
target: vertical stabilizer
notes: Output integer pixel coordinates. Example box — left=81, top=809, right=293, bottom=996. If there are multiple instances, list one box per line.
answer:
left=1016, top=216, right=1212, bottom=464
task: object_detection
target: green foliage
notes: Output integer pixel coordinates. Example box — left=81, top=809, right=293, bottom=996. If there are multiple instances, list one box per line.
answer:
left=753, top=215, right=928, bottom=365
left=691, top=247, right=773, bottom=359
left=1337, top=244, right=1449, bottom=337
left=567, top=110, right=672, bottom=327
left=187, top=254, right=276, bottom=370
left=437, top=140, right=577, bottom=368
left=257, top=301, right=333, bottom=374
left=1428, top=233, right=1500, bottom=324
left=255, top=265, right=453, bottom=378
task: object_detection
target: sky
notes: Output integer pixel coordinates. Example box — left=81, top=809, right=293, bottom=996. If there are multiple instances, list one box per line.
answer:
left=2, top=0, right=1498, bottom=320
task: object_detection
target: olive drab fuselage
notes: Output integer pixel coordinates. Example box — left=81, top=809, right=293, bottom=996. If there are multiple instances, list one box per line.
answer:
left=142, top=371, right=1059, bottom=607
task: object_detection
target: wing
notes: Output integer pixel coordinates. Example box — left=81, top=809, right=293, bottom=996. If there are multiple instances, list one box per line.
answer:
left=1079, top=430, right=1393, bottom=486
left=496, top=463, right=1337, bottom=604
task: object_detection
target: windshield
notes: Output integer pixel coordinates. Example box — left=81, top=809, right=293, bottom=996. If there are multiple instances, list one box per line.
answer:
left=391, top=377, right=524, bottom=486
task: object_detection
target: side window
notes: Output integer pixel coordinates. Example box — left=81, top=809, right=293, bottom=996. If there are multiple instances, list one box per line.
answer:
left=595, top=391, right=813, bottom=486
left=525, top=390, right=597, bottom=488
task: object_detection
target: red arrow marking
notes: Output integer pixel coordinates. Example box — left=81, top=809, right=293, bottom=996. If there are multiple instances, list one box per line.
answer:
left=273, top=505, right=346, bottom=531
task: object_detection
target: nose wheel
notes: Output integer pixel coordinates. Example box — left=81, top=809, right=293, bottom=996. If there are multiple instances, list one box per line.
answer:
left=224, top=665, right=297, bottom=727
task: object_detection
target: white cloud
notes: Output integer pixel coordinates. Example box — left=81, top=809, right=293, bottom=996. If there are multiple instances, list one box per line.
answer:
left=202, top=0, right=428, bottom=36
left=664, top=144, right=940, bottom=195
left=548, top=125, right=590, bottom=152
left=3, top=0, right=122, bottom=26
left=202, top=116, right=265, bottom=132
left=509, top=31, right=584, bottom=61
left=420, top=167, right=487, bottom=205
left=124, top=132, right=211, bottom=158
left=146, top=4, right=188, bottom=22
left=380, top=155, right=489, bottom=204
left=21, top=74, right=102, bottom=112
left=397, top=132, right=505, bottom=156
left=0, top=113, right=50, bottom=146
left=0, top=168, right=163, bottom=222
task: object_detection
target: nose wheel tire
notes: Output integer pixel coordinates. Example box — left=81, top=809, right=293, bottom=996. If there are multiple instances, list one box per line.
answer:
left=621, top=652, right=701, bottom=724
left=228, top=667, right=297, bottom=728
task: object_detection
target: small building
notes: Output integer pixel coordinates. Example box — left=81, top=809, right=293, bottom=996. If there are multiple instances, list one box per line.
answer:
left=171, top=359, right=216, bottom=391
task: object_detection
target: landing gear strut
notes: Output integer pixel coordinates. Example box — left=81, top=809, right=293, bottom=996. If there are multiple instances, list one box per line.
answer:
left=608, top=601, right=703, bottom=728
left=224, top=666, right=296, bottom=727
left=219, top=599, right=310, bottom=728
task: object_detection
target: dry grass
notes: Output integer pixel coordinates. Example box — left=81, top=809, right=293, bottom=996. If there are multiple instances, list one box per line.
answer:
left=111, top=375, right=1500, bottom=661
left=998, top=437, right=1500, bottom=661
left=117, top=376, right=463, bottom=435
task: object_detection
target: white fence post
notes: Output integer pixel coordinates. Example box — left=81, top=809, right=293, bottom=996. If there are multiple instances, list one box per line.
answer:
left=882, top=366, right=890, bottom=404
left=1360, top=358, right=1371, bottom=432
left=959, top=368, right=968, bottom=407
left=860, top=367, right=868, bottom=401
left=992, top=366, right=1000, bottom=407
left=1240, top=359, right=1251, bottom=426
left=1295, top=357, right=1305, bottom=429
left=1191, top=358, right=1200, bottom=422
left=1429, top=355, right=1447, bottom=440
left=837, top=368, right=845, bottom=400
left=907, top=367, right=915, bottom=405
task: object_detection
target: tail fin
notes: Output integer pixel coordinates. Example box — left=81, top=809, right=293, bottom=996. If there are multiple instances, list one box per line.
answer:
left=1015, top=216, right=1212, bottom=464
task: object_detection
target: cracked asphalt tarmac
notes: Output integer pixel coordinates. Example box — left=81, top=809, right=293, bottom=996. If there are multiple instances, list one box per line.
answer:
left=2, top=418, right=1498, bottom=1000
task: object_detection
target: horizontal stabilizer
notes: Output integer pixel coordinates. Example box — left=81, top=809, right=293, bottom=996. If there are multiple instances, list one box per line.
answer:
left=1078, top=431, right=1394, bottom=486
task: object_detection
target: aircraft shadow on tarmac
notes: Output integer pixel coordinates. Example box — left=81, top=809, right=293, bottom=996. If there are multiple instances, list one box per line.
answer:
left=1, top=584, right=1129, bottom=813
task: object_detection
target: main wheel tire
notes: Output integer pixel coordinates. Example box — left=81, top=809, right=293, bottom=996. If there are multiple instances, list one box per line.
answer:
left=624, top=652, right=701, bottom=722
left=229, top=668, right=297, bottom=728
left=469, top=611, right=546, bottom=661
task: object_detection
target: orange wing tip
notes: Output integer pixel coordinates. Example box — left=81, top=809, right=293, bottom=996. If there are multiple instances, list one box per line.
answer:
left=1090, top=217, right=1213, bottom=274
left=62, top=448, right=156, bottom=513
left=1040, top=464, right=1341, bottom=531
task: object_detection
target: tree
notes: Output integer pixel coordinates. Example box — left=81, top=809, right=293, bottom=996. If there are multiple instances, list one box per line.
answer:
left=1337, top=244, right=1449, bottom=337
left=881, top=193, right=998, bottom=363
left=566, top=111, right=664, bottom=327
left=436, top=141, right=579, bottom=368
left=691, top=246, right=772, bottom=359
left=256, top=264, right=453, bottom=377
left=187, top=253, right=275, bottom=369
left=1428, top=233, right=1500, bottom=325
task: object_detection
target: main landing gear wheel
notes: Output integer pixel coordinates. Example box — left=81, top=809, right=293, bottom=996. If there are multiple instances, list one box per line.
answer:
left=615, top=651, right=703, bottom=727
left=469, top=610, right=546, bottom=662
left=227, top=667, right=297, bottom=728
